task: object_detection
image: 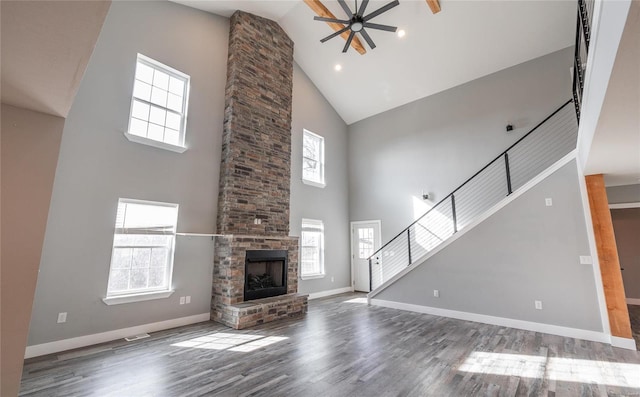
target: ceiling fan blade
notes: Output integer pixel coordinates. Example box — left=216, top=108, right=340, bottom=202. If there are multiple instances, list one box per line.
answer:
left=337, top=0, right=353, bottom=17
left=343, top=31, right=356, bottom=53
left=359, top=28, right=376, bottom=50
left=363, top=0, right=399, bottom=21
left=321, top=25, right=351, bottom=43
left=357, top=0, right=370, bottom=17
left=314, top=16, right=350, bottom=24
left=363, top=22, right=397, bottom=32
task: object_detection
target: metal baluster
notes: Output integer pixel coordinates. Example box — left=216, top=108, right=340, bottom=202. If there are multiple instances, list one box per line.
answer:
left=451, top=194, right=458, bottom=233
left=368, top=258, right=373, bottom=291
left=407, top=228, right=412, bottom=266
left=504, top=152, right=513, bottom=195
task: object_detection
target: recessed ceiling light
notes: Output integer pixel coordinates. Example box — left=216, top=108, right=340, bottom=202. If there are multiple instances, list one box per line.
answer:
left=397, top=29, right=406, bottom=38
left=334, top=64, right=342, bottom=71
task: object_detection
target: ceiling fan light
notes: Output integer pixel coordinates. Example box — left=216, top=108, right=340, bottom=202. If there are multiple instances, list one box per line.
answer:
left=351, top=22, right=364, bottom=32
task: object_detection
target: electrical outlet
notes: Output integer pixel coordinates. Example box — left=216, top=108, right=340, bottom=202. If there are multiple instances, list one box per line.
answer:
left=580, top=256, right=593, bottom=264
left=535, top=300, right=543, bottom=310
left=545, top=198, right=553, bottom=206
left=179, top=297, right=185, bottom=305
left=57, top=312, right=67, bottom=324
left=433, top=290, right=440, bottom=298
left=186, top=296, right=191, bottom=304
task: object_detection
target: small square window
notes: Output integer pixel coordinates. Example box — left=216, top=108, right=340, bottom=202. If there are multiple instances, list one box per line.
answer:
left=302, top=129, right=325, bottom=188
left=126, top=54, right=190, bottom=153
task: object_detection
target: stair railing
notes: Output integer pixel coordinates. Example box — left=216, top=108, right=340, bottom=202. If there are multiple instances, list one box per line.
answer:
left=572, top=0, right=594, bottom=121
left=368, top=100, right=578, bottom=291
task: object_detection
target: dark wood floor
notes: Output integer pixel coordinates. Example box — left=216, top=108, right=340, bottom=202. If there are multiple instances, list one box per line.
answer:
left=630, top=304, right=640, bottom=350
left=21, top=293, right=640, bottom=396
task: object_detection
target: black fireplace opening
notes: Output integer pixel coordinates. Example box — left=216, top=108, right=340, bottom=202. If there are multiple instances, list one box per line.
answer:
left=244, top=250, right=288, bottom=301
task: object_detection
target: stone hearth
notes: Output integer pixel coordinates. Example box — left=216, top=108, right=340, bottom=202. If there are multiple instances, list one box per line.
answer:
left=210, top=11, right=307, bottom=329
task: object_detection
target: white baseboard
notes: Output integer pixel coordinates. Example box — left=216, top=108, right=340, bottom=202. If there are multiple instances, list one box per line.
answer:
left=25, top=313, right=211, bottom=359
left=626, top=298, right=640, bottom=305
left=370, top=299, right=612, bottom=345
left=308, top=286, right=354, bottom=300
left=610, top=336, right=637, bottom=351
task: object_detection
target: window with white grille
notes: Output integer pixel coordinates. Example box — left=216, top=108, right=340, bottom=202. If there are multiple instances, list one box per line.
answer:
left=106, top=199, right=178, bottom=297
left=302, top=129, right=325, bottom=187
left=300, top=219, right=324, bottom=279
left=126, top=54, right=190, bottom=152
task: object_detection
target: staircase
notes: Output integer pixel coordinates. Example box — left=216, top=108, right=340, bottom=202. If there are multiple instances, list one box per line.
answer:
left=367, top=100, right=579, bottom=292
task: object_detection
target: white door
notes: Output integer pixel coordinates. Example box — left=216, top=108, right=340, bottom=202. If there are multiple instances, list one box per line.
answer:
left=351, top=221, right=382, bottom=292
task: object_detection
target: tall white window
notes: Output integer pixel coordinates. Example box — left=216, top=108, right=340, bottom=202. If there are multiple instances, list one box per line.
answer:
left=301, top=219, right=324, bottom=279
left=126, top=54, right=190, bottom=152
left=105, top=199, right=178, bottom=301
left=302, top=129, right=325, bottom=187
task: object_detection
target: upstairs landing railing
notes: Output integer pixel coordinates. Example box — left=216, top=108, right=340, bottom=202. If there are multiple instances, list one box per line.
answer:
left=572, top=0, right=594, bottom=121
left=368, top=100, right=578, bottom=291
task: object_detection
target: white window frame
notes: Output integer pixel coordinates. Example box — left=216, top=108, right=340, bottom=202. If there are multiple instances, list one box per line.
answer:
left=302, top=129, right=325, bottom=188
left=125, top=54, right=190, bottom=153
left=103, top=198, right=178, bottom=305
left=300, top=218, right=325, bottom=280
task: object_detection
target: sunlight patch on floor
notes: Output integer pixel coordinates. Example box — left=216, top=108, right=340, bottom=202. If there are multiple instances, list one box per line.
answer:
left=344, top=297, right=368, bottom=304
left=458, top=352, right=640, bottom=388
left=171, top=332, right=288, bottom=353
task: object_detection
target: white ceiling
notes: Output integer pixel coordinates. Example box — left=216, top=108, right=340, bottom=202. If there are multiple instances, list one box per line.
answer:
left=173, top=0, right=576, bottom=124
left=584, top=0, right=640, bottom=187
left=0, top=1, right=111, bottom=118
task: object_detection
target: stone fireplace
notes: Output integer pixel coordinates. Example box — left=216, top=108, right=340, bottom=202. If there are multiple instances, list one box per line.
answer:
left=210, top=11, right=308, bottom=330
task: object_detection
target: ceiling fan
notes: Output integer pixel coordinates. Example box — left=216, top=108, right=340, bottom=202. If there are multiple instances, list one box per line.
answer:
left=312, top=0, right=400, bottom=53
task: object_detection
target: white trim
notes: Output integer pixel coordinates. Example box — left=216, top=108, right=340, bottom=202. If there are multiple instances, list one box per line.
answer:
left=626, top=298, right=640, bottom=305
left=25, top=313, right=210, bottom=359
left=300, top=274, right=325, bottom=280
left=610, top=336, right=637, bottom=351
left=350, top=220, right=382, bottom=293
left=302, top=179, right=326, bottom=188
left=370, top=299, right=610, bottom=345
left=576, top=158, right=613, bottom=335
left=369, top=150, right=578, bottom=299
left=308, top=286, right=354, bottom=300
left=609, top=202, right=640, bottom=209
left=124, top=132, right=188, bottom=153
left=102, top=290, right=174, bottom=305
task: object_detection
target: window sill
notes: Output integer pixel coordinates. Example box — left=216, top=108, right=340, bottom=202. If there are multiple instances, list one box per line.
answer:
left=302, top=179, right=326, bottom=188
left=300, top=274, right=325, bottom=280
left=124, top=132, right=187, bottom=153
left=102, top=290, right=175, bottom=305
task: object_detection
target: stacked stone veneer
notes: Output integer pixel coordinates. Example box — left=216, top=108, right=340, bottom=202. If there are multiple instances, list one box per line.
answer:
left=217, top=10, right=294, bottom=237
left=212, top=11, right=307, bottom=329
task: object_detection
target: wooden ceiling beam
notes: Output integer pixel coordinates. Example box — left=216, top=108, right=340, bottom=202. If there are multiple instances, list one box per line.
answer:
left=426, top=0, right=441, bottom=14
left=303, top=0, right=366, bottom=55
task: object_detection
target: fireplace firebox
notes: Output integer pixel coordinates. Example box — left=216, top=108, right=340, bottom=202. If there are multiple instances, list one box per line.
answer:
left=244, top=250, right=288, bottom=301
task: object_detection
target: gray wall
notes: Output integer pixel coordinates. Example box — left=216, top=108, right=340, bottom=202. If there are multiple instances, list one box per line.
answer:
left=348, top=48, right=574, bottom=242
left=376, top=160, right=603, bottom=332
left=611, top=208, right=640, bottom=300
left=28, top=1, right=353, bottom=345
left=607, top=184, right=640, bottom=204
left=28, top=1, right=228, bottom=345
left=290, top=64, right=351, bottom=294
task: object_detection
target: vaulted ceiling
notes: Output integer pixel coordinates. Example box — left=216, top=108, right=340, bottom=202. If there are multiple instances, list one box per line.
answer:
left=173, top=0, right=577, bottom=124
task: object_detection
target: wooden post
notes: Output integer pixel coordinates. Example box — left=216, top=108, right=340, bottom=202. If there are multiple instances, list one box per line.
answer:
left=585, top=174, right=632, bottom=338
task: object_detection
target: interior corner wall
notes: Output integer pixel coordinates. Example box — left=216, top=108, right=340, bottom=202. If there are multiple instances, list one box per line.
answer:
left=1, top=104, right=65, bottom=397
left=606, top=184, right=640, bottom=204
left=290, top=63, right=351, bottom=294
left=376, top=160, right=603, bottom=332
left=27, top=1, right=228, bottom=346
left=347, top=47, right=574, bottom=242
